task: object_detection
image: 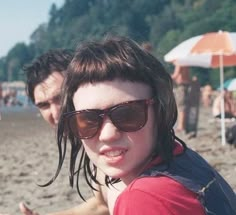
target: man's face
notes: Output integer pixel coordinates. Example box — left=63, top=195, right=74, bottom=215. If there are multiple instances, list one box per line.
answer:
left=34, top=71, right=64, bottom=127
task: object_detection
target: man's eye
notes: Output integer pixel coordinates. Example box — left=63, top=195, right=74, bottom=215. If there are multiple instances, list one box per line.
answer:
left=37, top=103, right=49, bottom=110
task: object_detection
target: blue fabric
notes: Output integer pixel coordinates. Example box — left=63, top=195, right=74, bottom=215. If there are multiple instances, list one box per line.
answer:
left=141, top=148, right=236, bottom=215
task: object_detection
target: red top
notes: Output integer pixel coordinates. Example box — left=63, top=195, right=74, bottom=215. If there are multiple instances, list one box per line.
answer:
left=113, top=143, right=205, bottom=215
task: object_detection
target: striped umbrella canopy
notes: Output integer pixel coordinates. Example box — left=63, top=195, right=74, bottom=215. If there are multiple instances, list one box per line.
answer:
left=223, top=78, right=236, bottom=91
left=164, top=30, right=236, bottom=146
left=164, top=31, right=236, bottom=68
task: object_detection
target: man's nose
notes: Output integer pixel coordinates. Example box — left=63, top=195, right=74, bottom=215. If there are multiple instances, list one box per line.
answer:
left=51, top=104, right=61, bottom=124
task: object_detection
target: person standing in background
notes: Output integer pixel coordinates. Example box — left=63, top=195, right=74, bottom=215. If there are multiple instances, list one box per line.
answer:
left=201, top=84, right=213, bottom=108
left=171, top=64, right=190, bottom=132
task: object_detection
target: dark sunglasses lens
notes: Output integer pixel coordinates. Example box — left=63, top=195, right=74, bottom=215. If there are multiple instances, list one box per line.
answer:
left=68, top=111, right=100, bottom=139
left=111, top=102, right=147, bottom=132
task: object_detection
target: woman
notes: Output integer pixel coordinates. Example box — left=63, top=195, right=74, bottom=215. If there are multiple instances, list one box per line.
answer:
left=55, top=36, right=236, bottom=215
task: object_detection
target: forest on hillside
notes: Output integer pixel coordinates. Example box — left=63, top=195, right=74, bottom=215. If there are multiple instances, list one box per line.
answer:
left=0, top=0, right=236, bottom=88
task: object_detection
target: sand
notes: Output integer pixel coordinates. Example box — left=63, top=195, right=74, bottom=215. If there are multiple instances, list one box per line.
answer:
left=0, top=106, right=236, bottom=214
left=0, top=108, right=89, bottom=214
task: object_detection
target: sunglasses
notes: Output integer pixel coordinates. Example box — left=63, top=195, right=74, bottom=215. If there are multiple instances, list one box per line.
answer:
left=64, top=98, right=155, bottom=139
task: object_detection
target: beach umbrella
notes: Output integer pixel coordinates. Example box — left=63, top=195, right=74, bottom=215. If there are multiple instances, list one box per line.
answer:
left=164, top=30, right=236, bottom=146
left=222, top=78, right=236, bottom=91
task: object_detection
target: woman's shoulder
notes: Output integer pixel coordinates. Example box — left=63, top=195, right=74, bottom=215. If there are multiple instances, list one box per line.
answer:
left=114, top=176, right=204, bottom=215
left=127, top=176, right=189, bottom=194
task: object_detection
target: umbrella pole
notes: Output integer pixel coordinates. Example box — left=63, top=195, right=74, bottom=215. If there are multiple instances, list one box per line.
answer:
left=219, top=54, right=226, bottom=146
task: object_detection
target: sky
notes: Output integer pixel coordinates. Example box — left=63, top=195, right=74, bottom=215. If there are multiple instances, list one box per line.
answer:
left=0, top=0, right=65, bottom=58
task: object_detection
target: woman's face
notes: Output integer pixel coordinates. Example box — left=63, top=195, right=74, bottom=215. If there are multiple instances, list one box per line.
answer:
left=72, top=79, right=157, bottom=184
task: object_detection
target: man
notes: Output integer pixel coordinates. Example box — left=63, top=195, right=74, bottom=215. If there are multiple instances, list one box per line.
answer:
left=18, top=49, right=111, bottom=215
left=25, top=49, right=72, bottom=127
left=171, top=64, right=190, bottom=132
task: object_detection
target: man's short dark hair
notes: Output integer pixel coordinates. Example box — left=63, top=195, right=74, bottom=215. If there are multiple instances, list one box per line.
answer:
left=23, top=49, right=74, bottom=103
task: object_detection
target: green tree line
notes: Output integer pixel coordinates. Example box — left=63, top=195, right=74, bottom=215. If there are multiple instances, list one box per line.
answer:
left=0, top=0, right=236, bottom=88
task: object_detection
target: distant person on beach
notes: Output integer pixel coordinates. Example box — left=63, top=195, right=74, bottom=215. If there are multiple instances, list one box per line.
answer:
left=212, top=89, right=236, bottom=119
left=171, top=64, right=190, bottom=132
left=53, top=36, right=236, bottom=214
left=0, top=82, right=2, bottom=106
left=0, top=49, right=112, bottom=215
left=5, top=89, right=23, bottom=107
left=0, top=82, right=2, bottom=119
left=184, top=76, right=201, bottom=138
left=201, top=84, right=213, bottom=107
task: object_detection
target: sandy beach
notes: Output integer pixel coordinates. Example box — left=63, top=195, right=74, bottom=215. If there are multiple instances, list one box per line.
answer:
left=0, top=108, right=90, bottom=214
left=0, top=106, right=236, bottom=214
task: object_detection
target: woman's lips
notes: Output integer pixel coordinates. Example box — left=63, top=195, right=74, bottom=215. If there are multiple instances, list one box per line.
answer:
left=103, top=149, right=125, bottom=157
left=100, top=148, right=127, bottom=164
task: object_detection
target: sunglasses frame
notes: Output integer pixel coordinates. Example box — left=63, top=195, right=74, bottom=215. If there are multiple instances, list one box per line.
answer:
left=64, top=98, right=155, bottom=139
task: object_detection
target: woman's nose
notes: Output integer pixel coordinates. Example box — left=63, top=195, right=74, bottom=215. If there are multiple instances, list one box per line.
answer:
left=98, top=117, right=121, bottom=142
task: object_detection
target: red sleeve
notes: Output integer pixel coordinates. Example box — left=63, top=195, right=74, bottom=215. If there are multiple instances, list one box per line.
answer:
left=113, top=177, right=205, bottom=215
